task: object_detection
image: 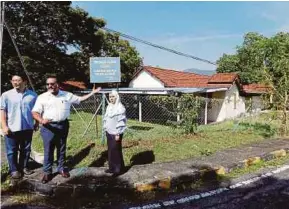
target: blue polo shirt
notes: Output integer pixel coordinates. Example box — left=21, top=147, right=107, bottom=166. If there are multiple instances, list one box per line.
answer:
left=0, top=88, right=37, bottom=132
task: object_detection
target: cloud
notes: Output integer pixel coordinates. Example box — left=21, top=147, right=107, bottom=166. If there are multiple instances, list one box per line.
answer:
left=260, top=12, right=278, bottom=22
left=257, top=2, right=289, bottom=33
left=278, top=24, right=289, bottom=33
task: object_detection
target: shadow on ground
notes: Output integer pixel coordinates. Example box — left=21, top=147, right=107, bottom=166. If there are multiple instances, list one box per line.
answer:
left=66, top=143, right=96, bottom=169
left=2, top=162, right=289, bottom=209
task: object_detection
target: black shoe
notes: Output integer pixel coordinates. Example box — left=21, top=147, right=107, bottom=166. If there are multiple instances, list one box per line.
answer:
left=41, top=174, right=52, bottom=184
left=23, top=168, right=34, bottom=175
left=11, top=171, right=22, bottom=179
left=104, top=169, right=113, bottom=174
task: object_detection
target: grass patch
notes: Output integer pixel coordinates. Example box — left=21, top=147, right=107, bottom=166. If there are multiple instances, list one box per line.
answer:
left=227, top=154, right=289, bottom=178
left=31, top=112, right=283, bottom=168
left=1, top=162, right=9, bottom=182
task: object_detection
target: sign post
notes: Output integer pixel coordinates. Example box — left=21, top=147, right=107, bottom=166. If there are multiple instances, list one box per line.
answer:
left=90, top=57, right=121, bottom=83
left=89, top=57, right=121, bottom=145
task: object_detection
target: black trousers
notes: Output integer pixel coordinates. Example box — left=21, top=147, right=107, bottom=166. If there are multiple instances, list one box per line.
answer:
left=106, top=132, right=124, bottom=173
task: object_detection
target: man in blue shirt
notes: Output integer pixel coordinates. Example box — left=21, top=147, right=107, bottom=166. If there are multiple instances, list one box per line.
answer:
left=1, top=74, right=38, bottom=179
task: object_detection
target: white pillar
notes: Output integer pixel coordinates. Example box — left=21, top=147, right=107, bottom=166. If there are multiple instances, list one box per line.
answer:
left=205, top=93, right=208, bottom=125
left=177, top=97, right=181, bottom=122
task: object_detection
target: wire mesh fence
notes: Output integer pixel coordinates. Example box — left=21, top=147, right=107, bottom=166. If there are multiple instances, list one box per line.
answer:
left=69, top=92, right=245, bottom=141
left=69, top=91, right=277, bottom=143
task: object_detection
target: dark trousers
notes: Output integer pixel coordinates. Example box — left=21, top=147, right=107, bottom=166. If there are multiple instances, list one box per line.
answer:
left=40, top=120, right=69, bottom=174
left=4, top=130, right=33, bottom=173
left=106, top=132, right=124, bottom=174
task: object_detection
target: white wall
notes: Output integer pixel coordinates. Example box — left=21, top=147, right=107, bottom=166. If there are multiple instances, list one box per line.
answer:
left=207, top=91, right=225, bottom=122
left=129, top=71, right=164, bottom=88
left=246, top=96, right=264, bottom=113
left=207, top=84, right=246, bottom=122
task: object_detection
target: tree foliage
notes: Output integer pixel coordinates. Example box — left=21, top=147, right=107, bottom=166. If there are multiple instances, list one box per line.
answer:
left=217, top=32, right=268, bottom=84
left=217, top=32, right=289, bottom=134
left=2, top=1, right=142, bottom=92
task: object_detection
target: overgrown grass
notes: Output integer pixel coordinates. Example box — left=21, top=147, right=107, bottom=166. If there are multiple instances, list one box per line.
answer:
left=31, top=112, right=284, bottom=168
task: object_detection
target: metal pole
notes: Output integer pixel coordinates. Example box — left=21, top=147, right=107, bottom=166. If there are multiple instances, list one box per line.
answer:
left=81, top=100, right=103, bottom=138
left=93, top=84, right=98, bottom=139
left=101, top=93, right=106, bottom=145
left=0, top=2, right=5, bottom=77
left=94, top=93, right=98, bottom=139
left=72, top=104, right=89, bottom=129
left=138, top=95, right=142, bottom=122
left=4, top=20, right=35, bottom=91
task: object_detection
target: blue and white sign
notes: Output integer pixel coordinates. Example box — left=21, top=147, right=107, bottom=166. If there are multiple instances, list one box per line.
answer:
left=90, top=57, right=121, bottom=83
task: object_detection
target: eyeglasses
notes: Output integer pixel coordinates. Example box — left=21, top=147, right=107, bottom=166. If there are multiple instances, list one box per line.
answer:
left=46, top=83, right=56, bottom=86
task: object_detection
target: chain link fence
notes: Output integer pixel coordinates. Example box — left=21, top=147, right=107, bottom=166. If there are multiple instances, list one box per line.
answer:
left=69, top=92, right=245, bottom=140
left=69, top=91, right=276, bottom=142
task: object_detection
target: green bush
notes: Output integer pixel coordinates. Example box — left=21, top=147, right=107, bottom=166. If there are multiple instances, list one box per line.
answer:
left=150, top=94, right=203, bottom=134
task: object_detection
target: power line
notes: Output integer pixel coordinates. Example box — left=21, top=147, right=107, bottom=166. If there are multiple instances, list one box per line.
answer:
left=102, top=27, right=217, bottom=66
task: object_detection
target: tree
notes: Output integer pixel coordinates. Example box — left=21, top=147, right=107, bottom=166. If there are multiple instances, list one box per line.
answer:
left=263, top=33, right=289, bottom=135
left=217, top=32, right=267, bottom=84
left=2, top=2, right=142, bottom=92
left=217, top=32, right=289, bottom=135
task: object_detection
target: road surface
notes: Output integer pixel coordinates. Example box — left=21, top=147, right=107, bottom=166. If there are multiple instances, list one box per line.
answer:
left=126, top=164, right=289, bottom=209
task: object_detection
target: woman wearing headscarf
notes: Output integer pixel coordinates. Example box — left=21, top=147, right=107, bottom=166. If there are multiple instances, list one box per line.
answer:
left=103, top=90, right=127, bottom=175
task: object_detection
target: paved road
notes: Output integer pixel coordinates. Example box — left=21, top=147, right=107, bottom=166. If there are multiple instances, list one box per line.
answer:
left=2, top=163, right=289, bottom=209
left=126, top=164, right=289, bottom=209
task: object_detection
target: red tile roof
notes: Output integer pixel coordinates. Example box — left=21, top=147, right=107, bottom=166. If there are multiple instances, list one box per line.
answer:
left=60, top=81, right=87, bottom=90
left=242, top=84, right=270, bottom=94
left=139, top=66, right=270, bottom=94
left=208, top=73, right=238, bottom=83
left=143, top=66, right=211, bottom=87
left=141, top=66, right=237, bottom=89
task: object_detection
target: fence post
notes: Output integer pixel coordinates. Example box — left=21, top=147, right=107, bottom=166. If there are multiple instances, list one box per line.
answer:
left=205, top=93, right=208, bottom=125
left=101, top=93, right=106, bottom=145
left=177, top=96, right=181, bottom=122
left=139, top=95, right=142, bottom=122
left=93, top=94, right=98, bottom=138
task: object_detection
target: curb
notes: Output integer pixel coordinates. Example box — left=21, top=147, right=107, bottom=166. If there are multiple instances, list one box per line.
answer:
left=230, top=148, right=289, bottom=172
left=5, top=147, right=289, bottom=197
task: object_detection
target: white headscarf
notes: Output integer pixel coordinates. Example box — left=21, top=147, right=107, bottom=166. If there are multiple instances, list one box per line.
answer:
left=105, top=90, right=126, bottom=117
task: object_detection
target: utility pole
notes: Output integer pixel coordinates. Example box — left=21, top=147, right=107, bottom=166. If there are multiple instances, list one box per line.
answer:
left=0, top=2, right=5, bottom=78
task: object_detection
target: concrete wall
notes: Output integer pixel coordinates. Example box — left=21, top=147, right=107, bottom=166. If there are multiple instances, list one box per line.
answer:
left=208, top=84, right=246, bottom=122
left=245, top=95, right=264, bottom=113
left=129, top=71, right=164, bottom=88
left=207, top=91, right=226, bottom=122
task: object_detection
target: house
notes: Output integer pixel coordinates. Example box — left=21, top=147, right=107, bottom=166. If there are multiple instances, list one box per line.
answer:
left=129, top=66, right=268, bottom=123
left=59, top=81, right=88, bottom=91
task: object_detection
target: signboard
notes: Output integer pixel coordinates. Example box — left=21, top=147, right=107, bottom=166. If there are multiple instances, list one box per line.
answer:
left=90, top=57, right=121, bottom=83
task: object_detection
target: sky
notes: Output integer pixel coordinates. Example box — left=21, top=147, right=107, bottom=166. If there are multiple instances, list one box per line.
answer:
left=72, top=1, right=289, bottom=72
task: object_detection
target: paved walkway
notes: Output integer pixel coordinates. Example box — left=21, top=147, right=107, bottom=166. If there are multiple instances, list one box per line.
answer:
left=2, top=138, right=288, bottom=197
